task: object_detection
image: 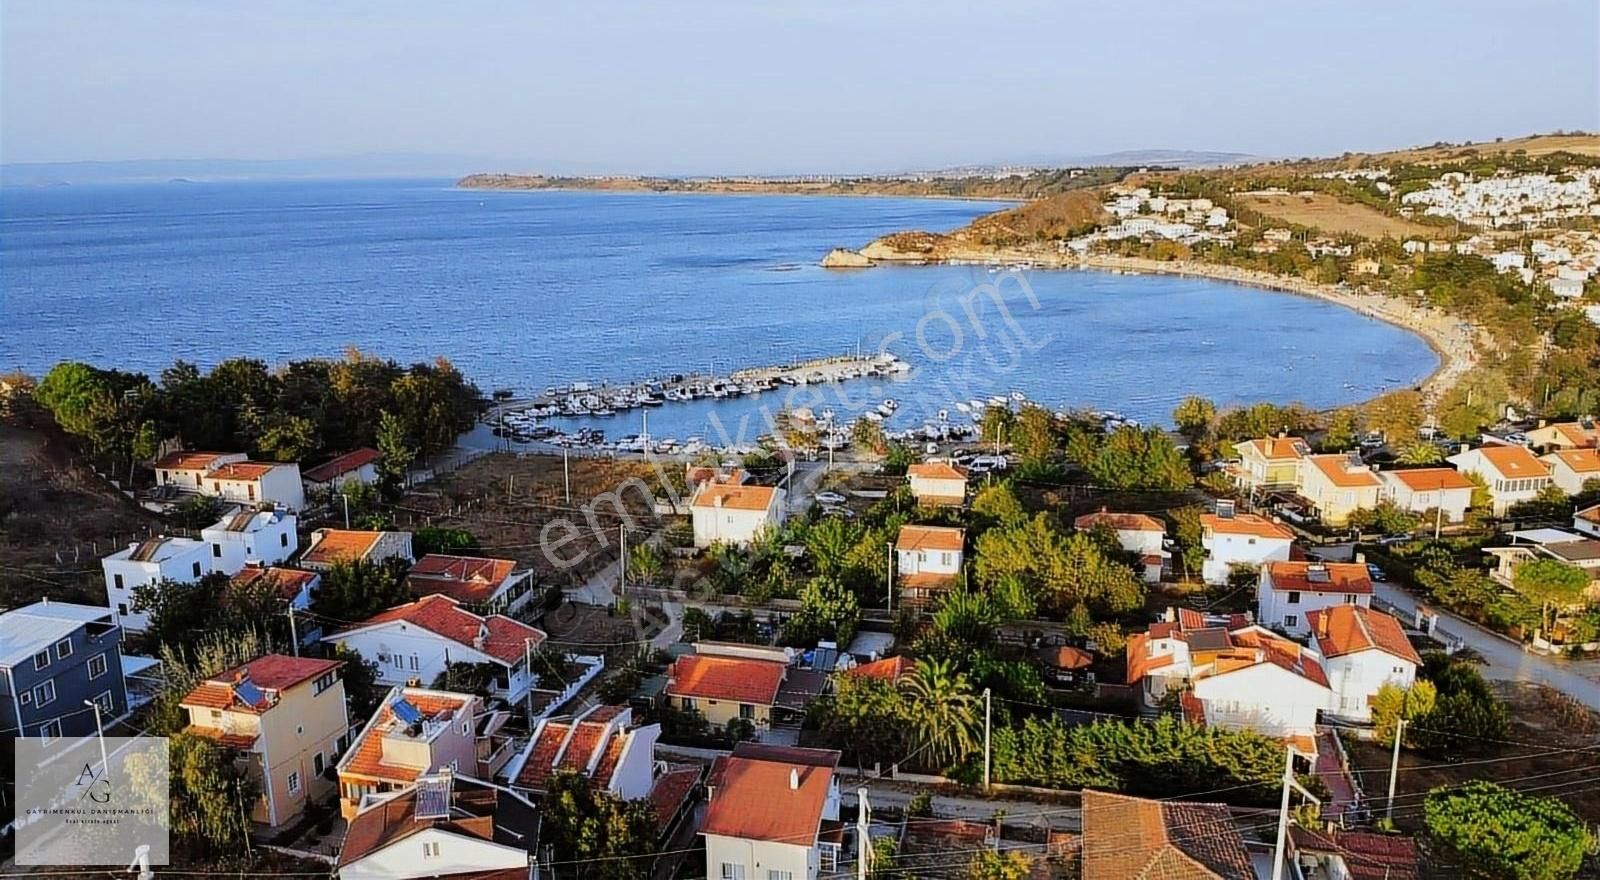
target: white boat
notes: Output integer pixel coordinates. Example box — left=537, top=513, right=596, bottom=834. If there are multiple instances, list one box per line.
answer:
left=937, top=409, right=949, bottom=421
left=955, top=402, right=971, bottom=414
left=1010, top=390, right=1026, bottom=401
left=968, top=399, right=986, bottom=412
left=988, top=396, right=1008, bottom=407
left=862, top=411, right=884, bottom=422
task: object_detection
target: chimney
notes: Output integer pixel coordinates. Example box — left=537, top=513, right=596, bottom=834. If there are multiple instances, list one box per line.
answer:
left=789, top=768, right=800, bottom=790
left=1355, top=552, right=1366, bottom=565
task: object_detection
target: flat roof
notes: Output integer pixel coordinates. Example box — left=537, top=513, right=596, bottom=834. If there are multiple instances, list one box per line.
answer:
left=0, top=602, right=115, bottom=667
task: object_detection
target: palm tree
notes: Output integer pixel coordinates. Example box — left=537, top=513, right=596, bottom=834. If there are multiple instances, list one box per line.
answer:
left=899, top=658, right=981, bottom=768
left=1396, top=441, right=1444, bottom=465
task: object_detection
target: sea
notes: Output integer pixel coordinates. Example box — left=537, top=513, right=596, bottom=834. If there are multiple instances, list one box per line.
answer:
left=0, top=179, right=1436, bottom=446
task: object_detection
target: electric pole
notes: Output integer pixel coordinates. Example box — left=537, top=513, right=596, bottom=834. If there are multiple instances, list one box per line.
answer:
left=857, top=787, right=872, bottom=880
left=982, top=687, right=992, bottom=791
left=1387, top=719, right=1407, bottom=821
left=287, top=608, right=299, bottom=656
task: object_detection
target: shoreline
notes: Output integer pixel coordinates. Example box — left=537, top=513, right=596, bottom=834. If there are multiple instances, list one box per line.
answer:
left=458, top=180, right=1026, bottom=204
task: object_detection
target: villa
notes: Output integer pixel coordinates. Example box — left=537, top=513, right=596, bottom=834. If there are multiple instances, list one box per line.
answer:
left=895, top=524, right=965, bottom=606
left=1298, top=453, right=1383, bottom=527
left=1199, top=512, right=1294, bottom=585
left=1074, top=509, right=1167, bottom=582
left=1447, top=445, right=1552, bottom=515
left=1257, top=561, right=1374, bottom=636
left=906, top=461, right=969, bottom=507
left=689, top=482, right=786, bottom=548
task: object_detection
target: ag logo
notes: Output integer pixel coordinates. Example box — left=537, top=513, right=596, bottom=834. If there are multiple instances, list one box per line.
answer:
left=75, top=763, right=113, bottom=804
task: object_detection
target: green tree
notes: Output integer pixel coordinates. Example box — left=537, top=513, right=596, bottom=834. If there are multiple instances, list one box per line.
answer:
left=330, top=643, right=382, bottom=719
left=1068, top=426, right=1193, bottom=491
left=374, top=409, right=417, bottom=493
left=131, top=574, right=229, bottom=651
left=540, top=772, right=660, bottom=879
left=815, top=674, right=911, bottom=767
left=900, top=658, right=981, bottom=769
left=965, top=850, right=1033, bottom=880
left=1370, top=680, right=1437, bottom=746
left=1424, top=781, right=1592, bottom=880
left=783, top=575, right=862, bottom=646
left=852, top=417, right=887, bottom=454
left=126, top=731, right=259, bottom=855
left=1512, top=558, right=1590, bottom=635
left=1012, top=405, right=1059, bottom=467
left=970, top=481, right=1027, bottom=529
left=430, top=661, right=500, bottom=697
left=1319, top=408, right=1360, bottom=452
left=312, top=558, right=410, bottom=622
left=626, top=541, right=665, bottom=585
left=1172, top=396, right=1218, bottom=456
left=1396, top=441, right=1445, bottom=465
left=412, top=525, right=481, bottom=557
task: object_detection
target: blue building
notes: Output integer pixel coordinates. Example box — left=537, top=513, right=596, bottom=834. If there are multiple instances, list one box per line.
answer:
left=0, top=601, right=128, bottom=741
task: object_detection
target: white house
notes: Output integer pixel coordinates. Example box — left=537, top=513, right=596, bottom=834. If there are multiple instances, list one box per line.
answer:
left=1525, top=421, right=1596, bottom=453
left=1308, top=605, right=1421, bottom=722
left=335, top=773, right=539, bottom=880
left=102, top=536, right=217, bottom=631
left=200, top=508, right=298, bottom=571
left=301, top=529, right=415, bottom=571
left=905, top=462, right=969, bottom=507
left=321, top=595, right=547, bottom=707
left=896, top=524, right=965, bottom=606
left=703, top=744, right=844, bottom=880
left=506, top=703, right=659, bottom=798
left=406, top=555, right=537, bottom=616
left=200, top=461, right=306, bottom=511
left=1447, top=445, right=1553, bottom=515
left=152, top=451, right=248, bottom=492
left=690, top=483, right=786, bottom=548
left=1257, top=561, right=1374, bottom=636
left=302, top=448, right=382, bottom=493
left=1074, top=509, right=1167, bottom=583
left=1200, top=513, right=1295, bottom=585
left=1575, top=505, right=1600, bottom=539
left=1378, top=468, right=1476, bottom=524
left=1542, top=448, right=1600, bottom=495
left=1297, top=454, right=1383, bottom=527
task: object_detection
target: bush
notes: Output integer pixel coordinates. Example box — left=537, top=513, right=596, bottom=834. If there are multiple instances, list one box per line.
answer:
left=1425, top=781, right=1592, bottom=880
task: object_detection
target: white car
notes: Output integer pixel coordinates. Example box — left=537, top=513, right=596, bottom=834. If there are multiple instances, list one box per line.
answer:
left=814, top=491, right=847, bottom=506
left=971, top=455, right=1009, bottom=471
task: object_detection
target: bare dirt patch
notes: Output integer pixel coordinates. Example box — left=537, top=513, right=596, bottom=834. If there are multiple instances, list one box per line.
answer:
left=1239, top=193, right=1444, bottom=240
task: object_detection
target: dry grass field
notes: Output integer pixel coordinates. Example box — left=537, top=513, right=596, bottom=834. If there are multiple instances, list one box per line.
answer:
left=1238, top=192, right=1446, bottom=240
left=1382, top=133, right=1600, bottom=162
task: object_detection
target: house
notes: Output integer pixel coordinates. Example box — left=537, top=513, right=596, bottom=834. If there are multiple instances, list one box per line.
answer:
left=1080, top=790, right=1254, bottom=880
left=1298, top=453, right=1383, bottom=527
left=1126, top=610, right=1331, bottom=745
left=336, top=772, right=540, bottom=880
left=1200, top=512, right=1295, bottom=585
left=301, top=528, right=415, bottom=571
left=322, top=595, right=547, bottom=708
left=1036, top=644, right=1094, bottom=684
left=303, top=448, right=383, bottom=493
left=703, top=744, right=844, bottom=880
left=1074, top=509, right=1167, bottom=582
left=1543, top=447, right=1600, bottom=495
left=1231, top=434, right=1309, bottom=493
left=666, top=643, right=812, bottom=738
left=0, top=602, right=128, bottom=741
left=905, top=461, right=969, bottom=507
left=1525, top=420, right=1597, bottom=452
left=689, top=483, right=786, bottom=548
left=506, top=703, right=659, bottom=798
left=1484, top=528, right=1600, bottom=601
left=181, top=654, right=348, bottom=828
left=335, top=686, right=502, bottom=819
left=102, top=536, right=217, bottom=631
left=1257, top=561, right=1374, bottom=636
left=686, top=464, right=746, bottom=488
left=843, top=655, right=915, bottom=683
left=229, top=564, right=320, bottom=611
left=201, top=507, right=298, bottom=570
left=1574, top=504, right=1600, bottom=539
left=407, top=554, right=537, bottom=616
left=1291, top=827, right=1417, bottom=880
left=1351, top=257, right=1382, bottom=276
left=895, top=819, right=1002, bottom=877
left=200, top=460, right=306, bottom=511
left=1447, top=445, right=1553, bottom=515
left=896, top=524, right=965, bottom=606
left=1307, top=605, right=1421, bottom=722
left=1378, top=468, right=1476, bottom=524
left=152, top=450, right=248, bottom=492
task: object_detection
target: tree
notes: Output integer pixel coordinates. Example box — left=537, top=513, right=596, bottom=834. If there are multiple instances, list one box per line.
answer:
left=374, top=409, right=417, bottom=493
left=852, top=417, right=887, bottom=454
left=431, top=661, right=500, bottom=697
left=970, top=482, right=1026, bottom=529
left=125, top=731, right=258, bottom=855
left=412, top=525, right=480, bottom=557
left=312, top=558, right=410, bottom=623
left=1068, top=426, right=1192, bottom=491
left=974, top=514, right=1145, bottom=615
left=1170, top=505, right=1206, bottom=578
left=626, top=541, right=665, bottom=586
left=540, top=772, right=660, bottom=879
left=1172, top=396, right=1218, bottom=456
left=1345, top=501, right=1420, bottom=536
left=814, top=674, right=911, bottom=767
left=1370, top=680, right=1437, bottom=746
left=1512, top=559, right=1590, bottom=636
left=965, top=851, right=1033, bottom=880
left=899, top=658, right=981, bottom=769
left=1396, top=441, right=1445, bottom=465
left=979, top=405, right=1016, bottom=448
left=1424, top=781, right=1592, bottom=880
left=1319, top=408, right=1360, bottom=452
left=783, top=575, right=861, bottom=646
left=1012, top=405, right=1059, bottom=467
left=330, top=643, right=382, bottom=719
left=131, top=574, right=229, bottom=651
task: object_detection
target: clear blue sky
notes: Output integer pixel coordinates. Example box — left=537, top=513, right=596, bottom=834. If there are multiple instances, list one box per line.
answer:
left=3, top=0, right=1597, bottom=174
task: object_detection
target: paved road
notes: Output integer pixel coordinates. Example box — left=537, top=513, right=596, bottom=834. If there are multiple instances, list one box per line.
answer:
left=1376, top=582, right=1600, bottom=711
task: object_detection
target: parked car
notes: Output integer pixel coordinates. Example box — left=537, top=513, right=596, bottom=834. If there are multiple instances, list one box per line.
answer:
left=814, top=491, right=847, bottom=506
left=821, top=504, right=856, bottom=519
left=1366, top=563, right=1387, bottom=581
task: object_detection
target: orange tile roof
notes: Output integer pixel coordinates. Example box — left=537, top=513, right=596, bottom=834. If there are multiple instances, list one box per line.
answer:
left=1307, top=606, right=1421, bottom=665
left=896, top=524, right=965, bottom=552
left=1305, top=454, right=1383, bottom=488
left=1200, top=513, right=1294, bottom=540
left=341, top=692, right=472, bottom=781
left=349, top=595, right=545, bottom=665
left=1546, top=448, right=1600, bottom=474
left=302, top=448, right=381, bottom=483
left=408, top=555, right=518, bottom=604
left=907, top=461, right=969, bottom=481
left=181, top=654, right=341, bottom=713
left=1264, top=561, right=1373, bottom=595
left=845, top=655, right=915, bottom=682
left=592, top=733, right=627, bottom=788
left=1474, top=444, right=1552, bottom=478
left=229, top=565, right=318, bottom=601
left=187, top=726, right=259, bottom=750
left=153, top=450, right=236, bottom=471
left=1080, top=790, right=1254, bottom=880
left=1291, top=828, right=1417, bottom=880
left=667, top=654, right=785, bottom=705
left=1384, top=468, right=1476, bottom=491
left=1552, top=423, right=1598, bottom=447
left=208, top=461, right=281, bottom=481
left=1039, top=645, right=1094, bottom=670
left=514, top=722, right=571, bottom=791
left=1241, top=436, right=1310, bottom=461
left=1579, top=504, right=1600, bottom=526
left=703, top=749, right=838, bottom=844
left=302, top=529, right=385, bottom=565
left=1074, top=510, right=1165, bottom=533
left=648, top=765, right=702, bottom=832
left=690, top=482, right=778, bottom=512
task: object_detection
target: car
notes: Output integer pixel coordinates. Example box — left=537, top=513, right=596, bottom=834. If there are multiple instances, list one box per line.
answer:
left=971, top=454, right=1009, bottom=471
left=821, top=504, right=856, bottom=519
left=1375, top=534, right=1413, bottom=546
left=814, top=491, right=847, bottom=506
left=1366, top=563, right=1387, bottom=581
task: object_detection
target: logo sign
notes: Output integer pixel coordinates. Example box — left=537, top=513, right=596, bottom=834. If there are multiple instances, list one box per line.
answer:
left=13, top=736, right=170, bottom=866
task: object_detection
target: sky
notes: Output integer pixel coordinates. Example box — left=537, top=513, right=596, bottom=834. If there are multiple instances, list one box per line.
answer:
left=3, top=0, right=1598, bottom=175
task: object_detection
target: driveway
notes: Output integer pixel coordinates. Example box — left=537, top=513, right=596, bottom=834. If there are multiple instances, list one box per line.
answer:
left=1376, top=582, right=1600, bottom=711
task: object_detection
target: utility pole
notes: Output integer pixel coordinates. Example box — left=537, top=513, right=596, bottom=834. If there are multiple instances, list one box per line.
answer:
left=525, top=638, right=535, bottom=719
left=84, top=699, right=109, bottom=782
left=1387, top=719, right=1407, bottom=821
left=857, top=787, right=872, bottom=880
left=340, top=493, right=350, bottom=529
left=982, top=687, right=992, bottom=791
left=618, top=524, right=627, bottom=595
left=287, top=608, right=300, bottom=656
left=885, top=541, right=894, bottom=616
left=1270, top=744, right=1321, bottom=880
left=563, top=446, right=571, bottom=504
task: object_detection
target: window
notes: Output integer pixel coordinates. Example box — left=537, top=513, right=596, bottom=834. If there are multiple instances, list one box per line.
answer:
left=313, top=671, right=336, bottom=695
left=720, top=864, right=745, bottom=880
left=768, top=872, right=794, bottom=880
left=117, top=603, right=128, bottom=617
left=739, top=703, right=755, bottom=720
left=32, top=651, right=50, bottom=671
left=210, top=709, right=222, bottom=721
left=820, top=843, right=839, bottom=872
left=55, top=639, right=73, bottom=660
left=38, top=719, right=61, bottom=742
left=313, top=752, right=325, bottom=776
left=287, top=771, right=301, bottom=795
left=681, top=697, right=696, bottom=711
left=1286, top=591, right=1301, bottom=605
left=191, top=561, right=202, bottom=578
left=32, top=681, right=56, bottom=707
left=247, top=485, right=256, bottom=501
left=280, top=533, right=289, bottom=548
left=114, top=573, right=124, bottom=590
left=409, top=655, right=419, bottom=671
left=93, top=691, right=114, bottom=713
left=212, top=544, right=222, bottom=558
left=19, top=690, right=31, bottom=705
left=1284, top=615, right=1299, bottom=629
left=1247, top=538, right=1257, bottom=545
left=1345, top=594, right=1360, bottom=605
left=423, top=841, right=441, bottom=858
left=461, top=720, right=470, bottom=734
left=88, top=654, right=108, bottom=680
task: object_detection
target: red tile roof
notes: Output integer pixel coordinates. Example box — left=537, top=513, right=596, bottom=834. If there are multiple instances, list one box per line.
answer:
left=1039, top=645, right=1094, bottom=670
left=648, top=765, right=702, bottom=832
left=895, top=524, right=965, bottom=552
left=408, top=555, right=518, bottom=604
left=187, top=726, right=259, bottom=750
left=667, top=654, right=786, bottom=705
left=1290, top=828, right=1417, bottom=880
left=1074, top=510, right=1165, bottom=533
left=1240, top=436, right=1310, bottom=461
left=341, top=692, right=472, bottom=781
left=907, top=461, right=969, bottom=481
left=1547, top=448, right=1600, bottom=474
left=1200, top=513, right=1294, bottom=540
left=1384, top=467, right=1476, bottom=491
left=181, top=654, right=341, bottom=713
left=302, top=448, right=381, bottom=483
left=703, top=748, right=838, bottom=844
left=690, top=483, right=778, bottom=512
left=1305, top=454, right=1383, bottom=489
left=1080, top=790, right=1254, bottom=880
left=302, top=529, right=385, bottom=565
left=1473, top=444, right=1552, bottom=479
left=514, top=722, right=571, bottom=791
left=153, top=450, right=235, bottom=471
left=845, top=655, right=915, bottom=682
left=1264, top=561, right=1373, bottom=595
left=350, top=595, right=545, bottom=665
left=1579, top=504, right=1600, bottom=526
left=1308, top=606, right=1421, bottom=665
left=229, top=565, right=318, bottom=602
left=208, top=461, right=281, bottom=481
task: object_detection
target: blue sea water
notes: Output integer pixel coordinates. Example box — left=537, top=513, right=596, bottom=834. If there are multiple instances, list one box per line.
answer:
left=0, top=179, right=1435, bottom=442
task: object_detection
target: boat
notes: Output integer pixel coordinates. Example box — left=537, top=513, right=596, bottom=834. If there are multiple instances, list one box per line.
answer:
left=937, top=409, right=948, bottom=421
left=955, top=401, right=971, bottom=414
left=862, top=411, right=884, bottom=422
left=1010, top=390, right=1026, bottom=401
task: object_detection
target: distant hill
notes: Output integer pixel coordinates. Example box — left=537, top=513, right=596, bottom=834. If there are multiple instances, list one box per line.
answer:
left=0, top=153, right=488, bottom=186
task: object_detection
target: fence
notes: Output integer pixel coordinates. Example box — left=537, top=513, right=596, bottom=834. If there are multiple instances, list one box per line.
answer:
left=528, top=653, right=606, bottom=720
